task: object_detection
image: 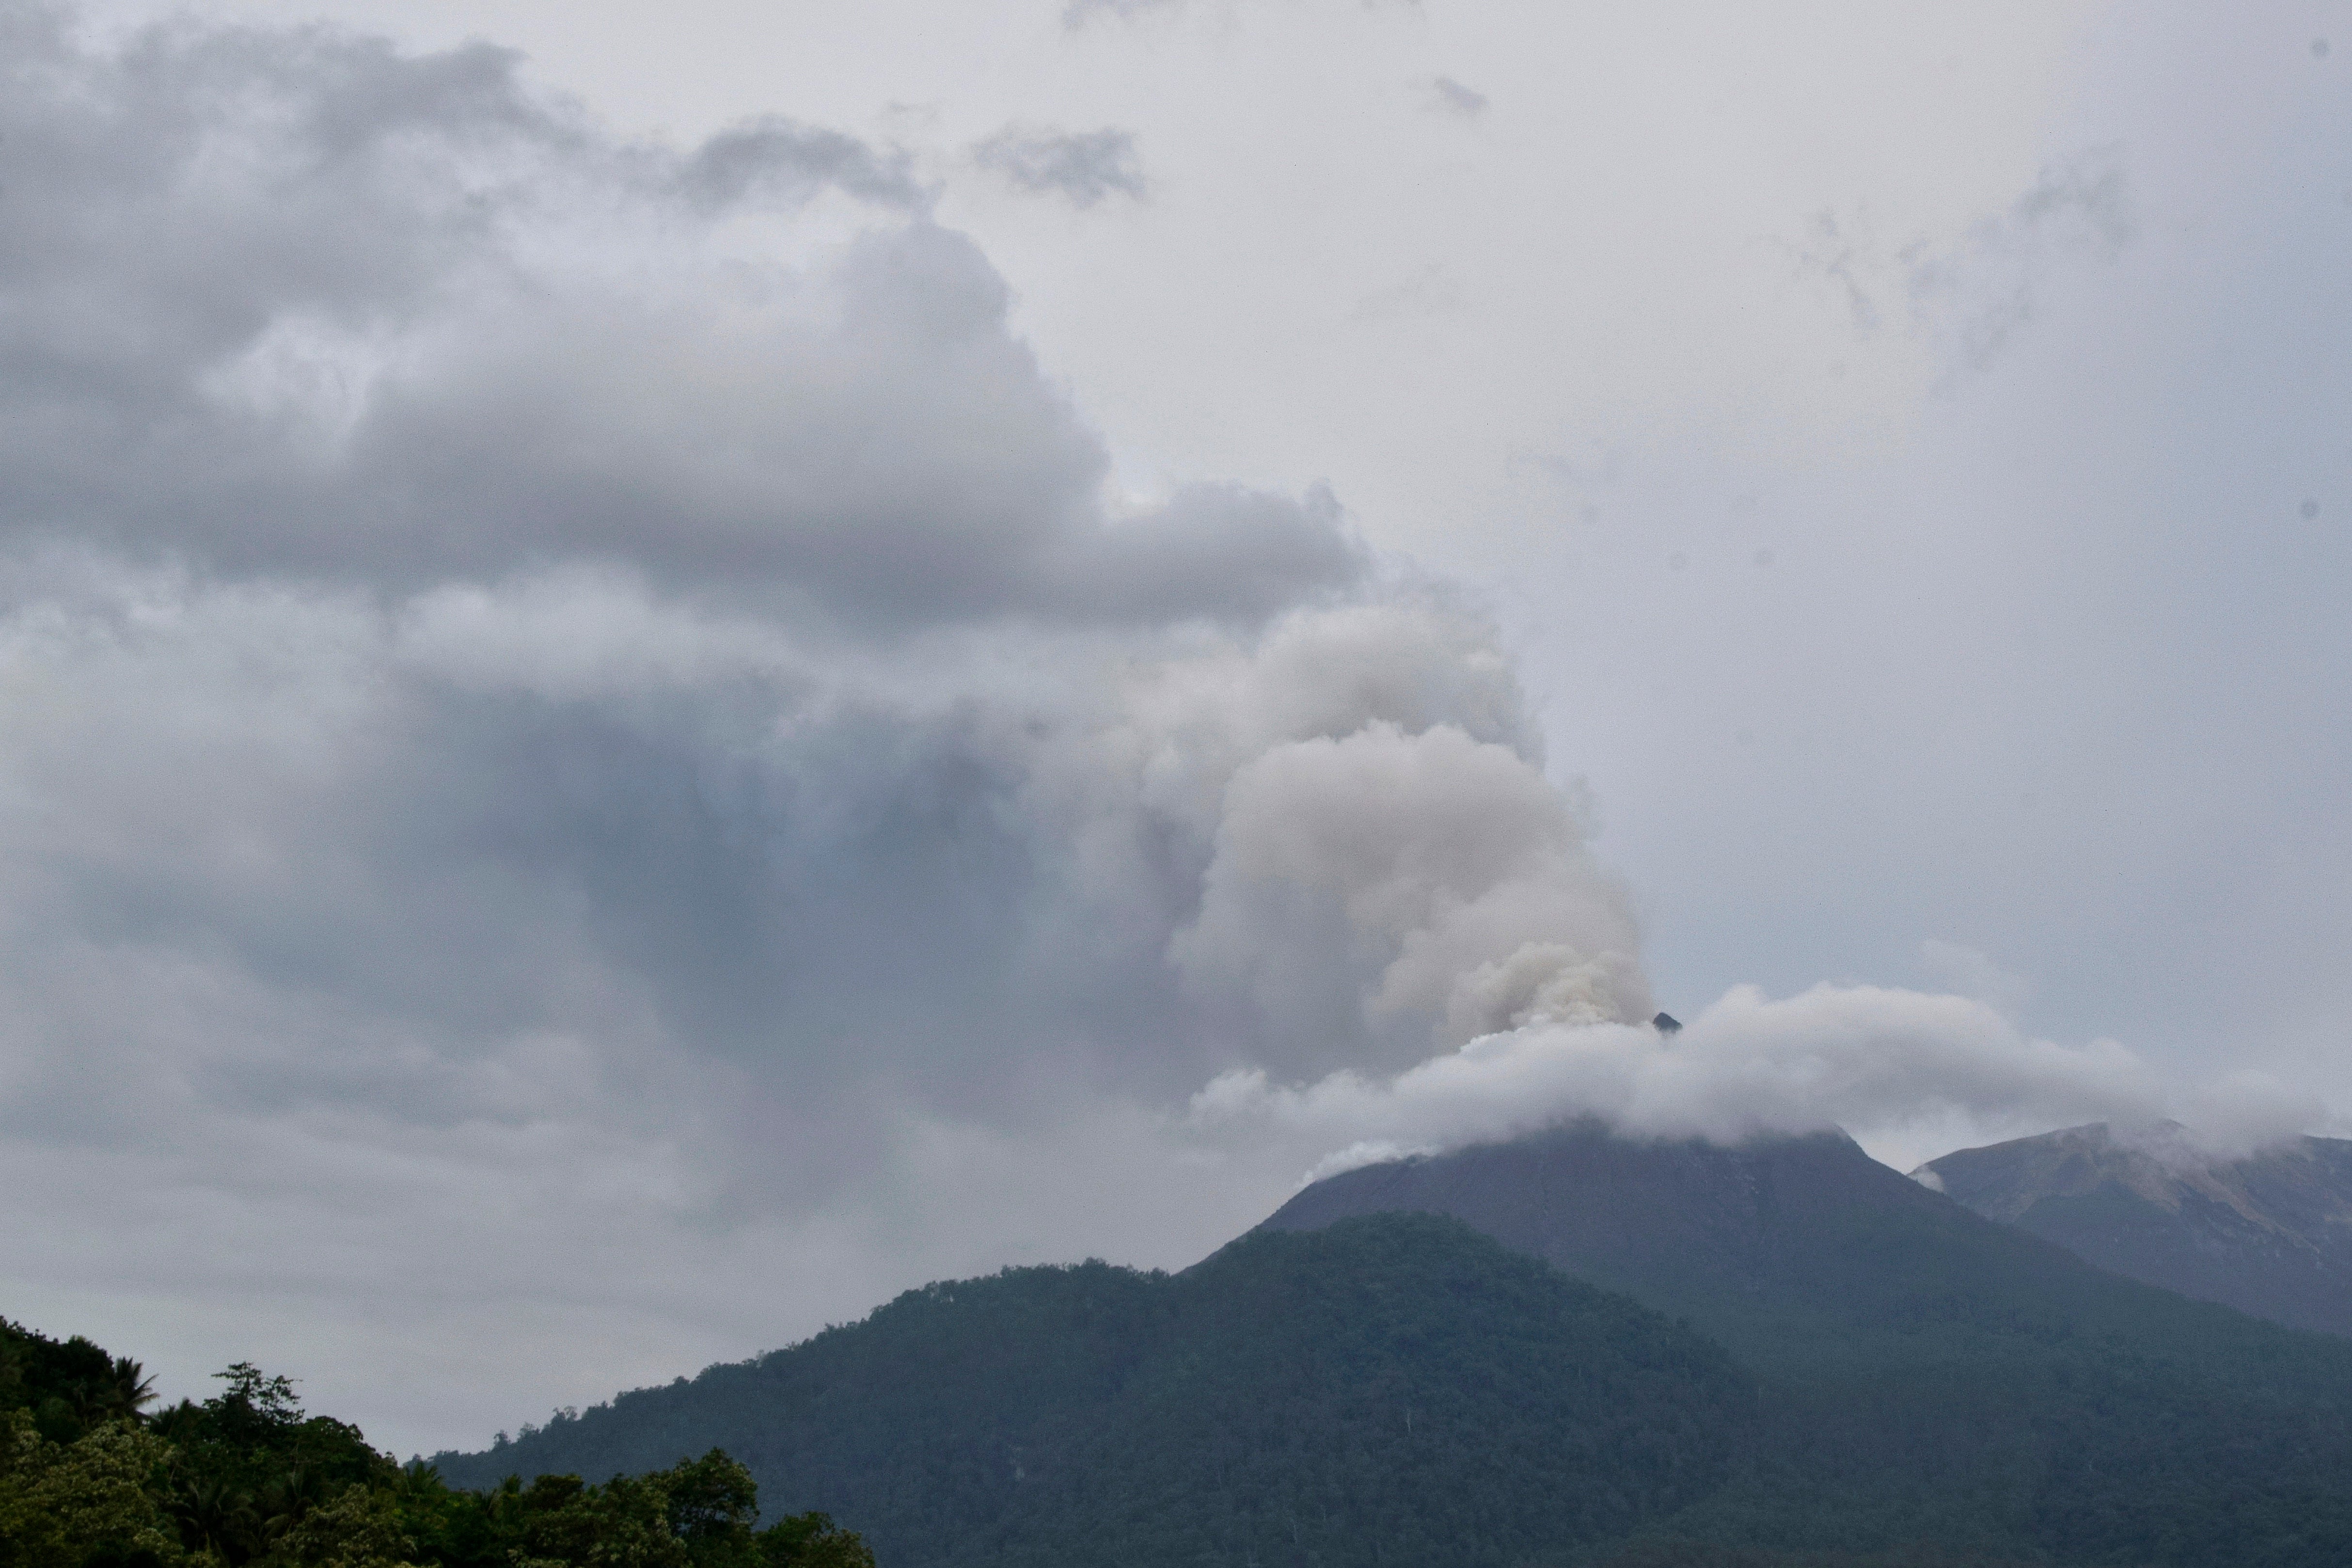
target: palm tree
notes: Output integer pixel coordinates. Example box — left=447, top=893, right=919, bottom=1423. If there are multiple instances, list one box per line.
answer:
left=167, top=1471, right=260, bottom=1565
left=255, top=1460, right=329, bottom=1543
left=109, top=1355, right=158, bottom=1418
left=67, top=1354, right=159, bottom=1428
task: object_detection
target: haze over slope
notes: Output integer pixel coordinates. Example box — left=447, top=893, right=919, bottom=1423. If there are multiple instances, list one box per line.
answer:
left=1920, top=1123, right=2352, bottom=1337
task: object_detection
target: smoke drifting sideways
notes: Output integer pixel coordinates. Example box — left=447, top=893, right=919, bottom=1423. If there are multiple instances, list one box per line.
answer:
left=0, top=3, right=2321, bottom=1450
left=1191, top=982, right=2328, bottom=1183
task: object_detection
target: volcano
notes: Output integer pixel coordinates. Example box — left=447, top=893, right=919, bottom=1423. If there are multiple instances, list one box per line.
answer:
left=434, top=1123, right=2352, bottom=1566
left=1253, top=1118, right=2289, bottom=1372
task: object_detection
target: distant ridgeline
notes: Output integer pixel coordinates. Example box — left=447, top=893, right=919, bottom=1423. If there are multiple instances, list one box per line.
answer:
left=1919, top=1121, right=2352, bottom=1338
left=438, top=1132, right=2352, bottom=1568
left=0, top=1314, right=870, bottom=1568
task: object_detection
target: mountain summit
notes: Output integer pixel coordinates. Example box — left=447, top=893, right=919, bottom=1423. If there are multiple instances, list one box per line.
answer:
left=1916, top=1121, right=2352, bottom=1337
left=1254, top=1119, right=2280, bottom=1371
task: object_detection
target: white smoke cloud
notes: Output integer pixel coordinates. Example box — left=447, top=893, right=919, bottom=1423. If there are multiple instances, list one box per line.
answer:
left=1184, top=981, right=2285, bottom=1177
left=1171, top=720, right=1649, bottom=1077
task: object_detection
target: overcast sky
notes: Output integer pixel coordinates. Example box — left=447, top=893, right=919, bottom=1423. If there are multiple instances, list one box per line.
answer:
left=6, top=0, right=2347, bottom=1457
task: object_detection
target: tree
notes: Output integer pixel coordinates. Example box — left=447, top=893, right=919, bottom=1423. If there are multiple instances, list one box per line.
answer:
left=270, top=1483, right=418, bottom=1568
left=0, top=1326, right=873, bottom=1568
left=752, top=1513, right=873, bottom=1568
left=0, top=1408, right=185, bottom=1568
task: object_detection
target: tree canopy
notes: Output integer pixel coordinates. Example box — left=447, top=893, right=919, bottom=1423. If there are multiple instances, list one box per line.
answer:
left=0, top=1315, right=867, bottom=1568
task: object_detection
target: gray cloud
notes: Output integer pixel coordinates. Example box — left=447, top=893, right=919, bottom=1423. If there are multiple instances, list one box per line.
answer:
left=1795, top=149, right=2134, bottom=379
left=1061, top=0, right=1419, bottom=29
left=0, top=13, right=1323, bottom=624
left=1352, top=263, right=1463, bottom=322
left=677, top=118, right=924, bottom=211
left=1424, top=76, right=1487, bottom=118
left=971, top=124, right=1150, bottom=208
left=1061, top=0, right=1183, bottom=26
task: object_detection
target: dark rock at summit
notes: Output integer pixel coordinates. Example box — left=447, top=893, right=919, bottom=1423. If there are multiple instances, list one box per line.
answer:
left=1918, top=1121, right=2352, bottom=1337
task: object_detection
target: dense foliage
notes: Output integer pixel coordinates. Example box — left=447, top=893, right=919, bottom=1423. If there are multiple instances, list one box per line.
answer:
left=0, top=1318, right=156, bottom=1447
left=0, top=1317, right=868, bottom=1568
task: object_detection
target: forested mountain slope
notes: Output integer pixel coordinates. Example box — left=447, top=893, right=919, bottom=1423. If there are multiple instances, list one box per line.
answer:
left=439, top=1155, right=2352, bottom=1568
left=1918, top=1122, right=2352, bottom=1336
left=437, top=1215, right=1753, bottom=1568
left=442, top=1133, right=2352, bottom=1561
left=1261, top=1125, right=2352, bottom=1561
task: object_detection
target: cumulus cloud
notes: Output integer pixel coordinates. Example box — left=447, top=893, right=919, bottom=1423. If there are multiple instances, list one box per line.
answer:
left=972, top=124, right=1150, bottom=207
left=0, top=11, right=1318, bottom=621
left=1172, top=721, right=1648, bottom=1076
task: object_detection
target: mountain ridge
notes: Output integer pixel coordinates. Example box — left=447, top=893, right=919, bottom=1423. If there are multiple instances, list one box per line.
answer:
left=431, top=1124, right=2352, bottom=1565
left=1256, top=1120, right=2314, bottom=1375
left=1917, top=1120, right=2352, bottom=1337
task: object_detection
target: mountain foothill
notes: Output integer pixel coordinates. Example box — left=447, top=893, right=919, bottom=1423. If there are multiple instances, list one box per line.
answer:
left=12, top=1118, right=2352, bottom=1568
